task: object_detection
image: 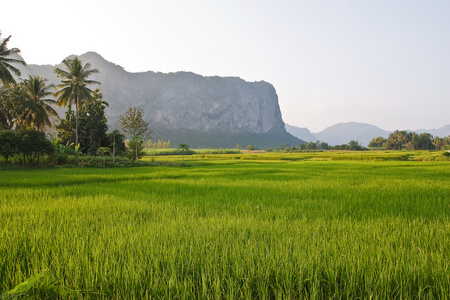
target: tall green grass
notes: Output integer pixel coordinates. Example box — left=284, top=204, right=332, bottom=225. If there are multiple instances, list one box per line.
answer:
left=1, top=158, right=449, bottom=298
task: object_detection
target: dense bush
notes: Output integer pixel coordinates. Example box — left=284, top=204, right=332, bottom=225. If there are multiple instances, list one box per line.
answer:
left=0, top=129, right=53, bottom=165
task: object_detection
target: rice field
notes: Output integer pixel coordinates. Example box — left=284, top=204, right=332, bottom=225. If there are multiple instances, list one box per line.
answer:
left=1, top=153, right=449, bottom=299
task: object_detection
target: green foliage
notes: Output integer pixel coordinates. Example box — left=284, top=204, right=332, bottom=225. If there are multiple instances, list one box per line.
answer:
left=18, top=128, right=53, bottom=165
left=0, top=74, right=58, bottom=133
left=177, top=144, right=190, bottom=161
left=0, top=83, right=29, bottom=129
left=384, top=131, right=442, bottom=151
left=107, top=129, right=126, bottom=156
left=0, top=159, right=449, bottom=298
left=305, top=141, right=316, bottom=150
left=0, top=129, right=19, bottom=162
left=22, top=75, right=58, bottom=131
left=54, top=57, right=100, bottom=160
left=56, top=109, right=75, bottom=144
left=54, top=57, right=100, bottom=110
left=368, top=136, right=387, bottom=148
left=57, top=89, right=109, bottom=155
left=125, top=135, right=145, bottom=160
left=2, top=272, right=46, bottom=299
left=96, top=147, right=111, bottom=156
left=246, top=144, right=255, bottom=150
left=146, top=139, right=171, bottom=149
left=119, top=107, right=151, bottom=139
left=0, top=33, right=26, bottom=87
left=319, top=141, right=330, bottom=150
left=120, top=107, right=151, bottom=160
left=331, top=141, right=366, bottom=151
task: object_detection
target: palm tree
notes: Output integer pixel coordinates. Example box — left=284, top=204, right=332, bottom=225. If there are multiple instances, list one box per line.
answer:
left=0, top=32, right=26, bottom=87
left=22, top=75, right=59, bottom=131
left=54, top=57, right=100, bottom=161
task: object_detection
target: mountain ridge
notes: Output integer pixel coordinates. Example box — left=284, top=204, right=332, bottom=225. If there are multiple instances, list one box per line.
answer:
left=286, top=122, right=450, bottom=146
left=17, top=52, right=302, bottom=148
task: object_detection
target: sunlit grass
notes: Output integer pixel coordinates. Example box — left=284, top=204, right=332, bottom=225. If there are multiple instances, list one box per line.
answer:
left=1, top=156, right=449, bottom=298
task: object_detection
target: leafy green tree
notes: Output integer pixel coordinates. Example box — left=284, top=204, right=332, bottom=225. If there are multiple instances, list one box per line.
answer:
left=246, top=145, right=255, bottom=150
left=443, top=136, right=450, bottom=150
left=119, top=107, right=151, bottom=138
left=119, top=107, right=151, bottom=160
left=417, top=133, right=433, bottom=150
left=0, top=129, right=19, bottom=162
left=405, top=132, right=419, bottom=150
left=319, top=142, right=330, bottom=150
left=305, top=142, right=316, bottom=150
left=348, top=140, right=362, bottom=150
left=125, top=135, right=145, bottom=160
left=0, top=83, right=29, bottom=129
left=297, top=143, right=306, bottom=151
left=55, top=57, right=100, bottom=161
left=56, top=109, right=75, bottom=145
left=18, top=128, right=53, bottom=165
left=78, top=89, right=109, bottom=155
left=368, top=136, right=387, bottom=148
left=0, top=33, right=26, bottom=86
left=385, top=130, right=409, bottom=150
left=433, top=137, right=444, bottom=151
left=22, top=75, right=58, bottom=131
left=56, top=89, right=108, bottom=155
left=107, top=130, right=126, bottom=157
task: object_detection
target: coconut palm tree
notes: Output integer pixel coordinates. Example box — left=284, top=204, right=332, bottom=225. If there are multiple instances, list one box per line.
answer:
left=54, top=57, right=100, bottom=161
left=22, top=75, right=59, bottom=131
left=0, top=32, right=26, bottom=86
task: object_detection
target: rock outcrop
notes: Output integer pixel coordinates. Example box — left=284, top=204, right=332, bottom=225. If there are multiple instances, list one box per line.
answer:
left=19, top=52, right=301, bottom=148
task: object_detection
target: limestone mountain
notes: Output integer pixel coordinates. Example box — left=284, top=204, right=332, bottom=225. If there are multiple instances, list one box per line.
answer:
left=286, top=122, right=390, bottom=146
left=287, top=122, right=450, bottom=147
left=18, top=52, right=301, bottom=148
left=313, top=122, right=390, bottom=146
left=285, top=124, right=318, bottom=143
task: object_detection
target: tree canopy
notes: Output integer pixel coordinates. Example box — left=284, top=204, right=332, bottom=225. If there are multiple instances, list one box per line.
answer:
left=119, top=107, right=152, bottom=138
left=55, top=57, right=100, bottom=161
left=0, top=33, right=25, bottom=86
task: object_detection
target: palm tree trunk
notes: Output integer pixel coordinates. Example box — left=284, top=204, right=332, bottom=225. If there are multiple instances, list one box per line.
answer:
left=75, top=96, right=79, bottom=163
left=113, top=133, right=116, bottom=165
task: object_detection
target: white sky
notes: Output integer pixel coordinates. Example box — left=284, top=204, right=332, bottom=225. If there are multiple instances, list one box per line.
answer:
left=3, top=0, right=450, bottom=132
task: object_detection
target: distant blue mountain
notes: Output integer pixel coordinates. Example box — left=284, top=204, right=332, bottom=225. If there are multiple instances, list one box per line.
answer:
left=286, top=122, right=450, bottom=147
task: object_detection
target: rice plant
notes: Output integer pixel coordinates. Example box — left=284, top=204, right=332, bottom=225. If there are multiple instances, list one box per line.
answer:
left=1, top=157, right=449, bottom=298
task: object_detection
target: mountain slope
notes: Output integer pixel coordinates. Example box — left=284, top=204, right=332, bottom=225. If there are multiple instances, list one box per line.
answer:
left=416, top=125, right=450, bottom=137
left=18, top=52, right=301, bottom=148
left=285, top=124, right=318, bottom=142
left=313, top=122, right=390, bottom=146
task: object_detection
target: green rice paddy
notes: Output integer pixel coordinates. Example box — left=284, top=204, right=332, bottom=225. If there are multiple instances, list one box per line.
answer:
left=1, top=153, right=449, bottom=298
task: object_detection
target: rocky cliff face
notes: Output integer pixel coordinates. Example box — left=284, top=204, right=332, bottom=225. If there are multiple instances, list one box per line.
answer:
left=18, top=52, right=300, bottom=148
left=106, top=70, right=285, bottom=134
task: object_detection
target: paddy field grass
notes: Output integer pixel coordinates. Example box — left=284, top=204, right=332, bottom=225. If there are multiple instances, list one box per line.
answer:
left=1, top=152, right=449, bottom=298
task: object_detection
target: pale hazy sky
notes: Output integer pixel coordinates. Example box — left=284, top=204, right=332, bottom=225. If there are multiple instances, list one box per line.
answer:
left=3, top=0, right=449, bottom=132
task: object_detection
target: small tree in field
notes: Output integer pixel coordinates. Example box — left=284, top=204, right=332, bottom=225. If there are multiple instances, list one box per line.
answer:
left=126, top=135, right=145, bottom=160
left=119, top=107, right=152, bottom=160
left=178, top=144, right=189, bottom=161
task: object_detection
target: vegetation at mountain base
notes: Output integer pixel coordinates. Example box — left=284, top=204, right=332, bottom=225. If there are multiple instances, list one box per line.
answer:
left=54, top=57, right=100, bottom=163
left=56, top=88, right=110, bottom=156
left=369, top=130, right=450, bottom=150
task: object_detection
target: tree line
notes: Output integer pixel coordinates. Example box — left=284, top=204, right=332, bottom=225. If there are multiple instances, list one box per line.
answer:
left=369, top=130, right=450, bottom=150
left=0, top=32, right=151, bottom=165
